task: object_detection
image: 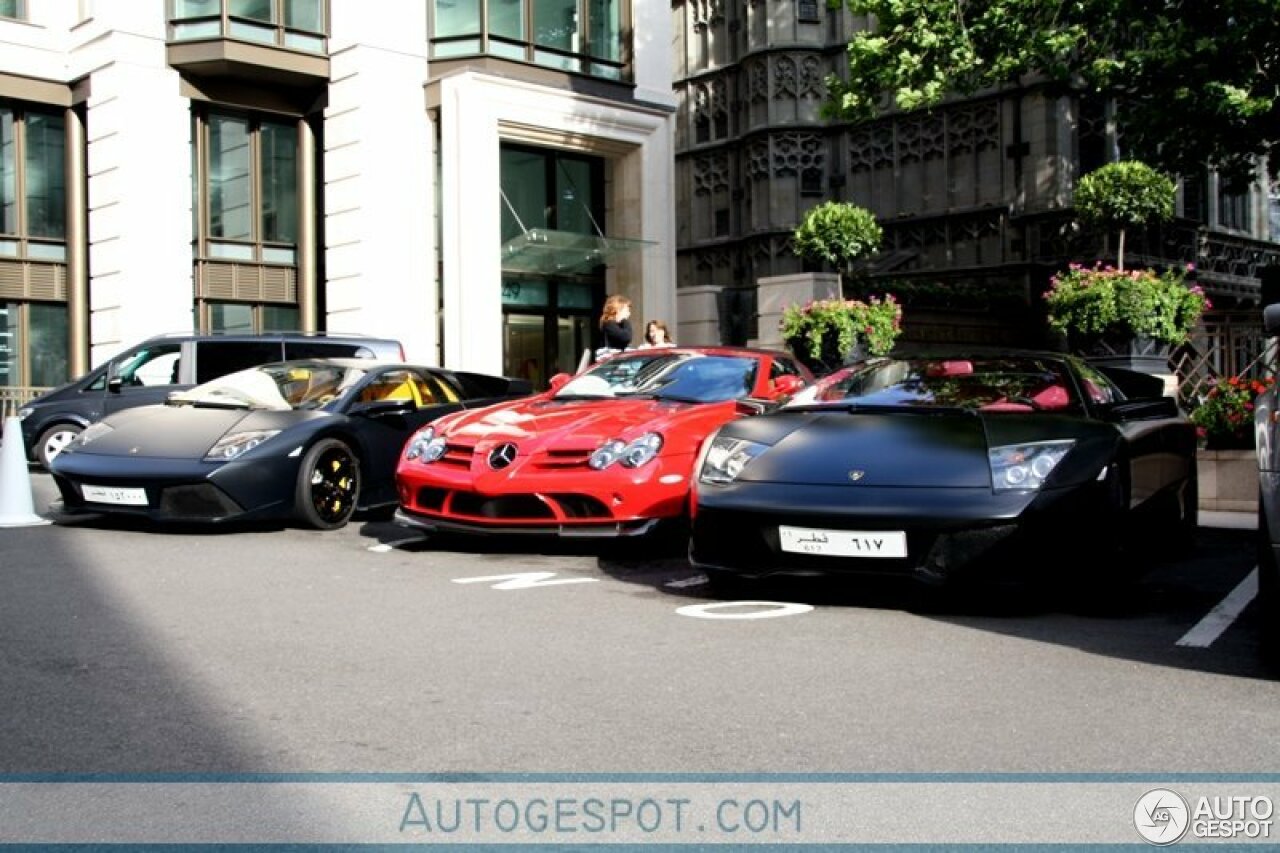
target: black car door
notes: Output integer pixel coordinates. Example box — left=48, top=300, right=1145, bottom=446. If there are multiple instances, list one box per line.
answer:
left=348, top=368, right=465, bottom=506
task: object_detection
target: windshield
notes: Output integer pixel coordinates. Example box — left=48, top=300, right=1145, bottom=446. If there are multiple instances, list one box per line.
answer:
left=168, top=361, right=368, bottom=411
left=555, top=352, right=758, bottom=404
left=791, top=357, right=1082, bottom=413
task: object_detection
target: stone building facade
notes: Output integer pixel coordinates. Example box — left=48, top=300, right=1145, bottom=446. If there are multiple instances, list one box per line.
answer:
left=671, top=0, right=1280, bottom=353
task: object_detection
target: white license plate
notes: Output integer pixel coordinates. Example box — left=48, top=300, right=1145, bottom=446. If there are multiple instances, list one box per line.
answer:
left=778, top=525, right=907, bottom=559
left=81, top=485, right=148, bottom=506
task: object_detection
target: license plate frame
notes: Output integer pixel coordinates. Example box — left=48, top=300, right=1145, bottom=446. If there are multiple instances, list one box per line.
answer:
left=81, top=484, right=149, bottom=506
left=778, top=525, right=907, bottom=558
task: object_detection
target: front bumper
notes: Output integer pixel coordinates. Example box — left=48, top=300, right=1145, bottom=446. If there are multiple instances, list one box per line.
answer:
left=395, top=454, right=693, bottom=536
left=690, top=480, right=1108, bottom=583
left=50, top=451, right=297, bottom=523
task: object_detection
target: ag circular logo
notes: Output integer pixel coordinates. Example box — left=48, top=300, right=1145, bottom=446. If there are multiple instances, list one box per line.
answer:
left=1134, top=788, right=1190, bottom=845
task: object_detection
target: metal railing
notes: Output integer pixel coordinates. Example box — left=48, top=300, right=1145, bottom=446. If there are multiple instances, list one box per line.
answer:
left=0, top=386, right=49, bottom=418
left=1173, top=311, right=1276, bottom=406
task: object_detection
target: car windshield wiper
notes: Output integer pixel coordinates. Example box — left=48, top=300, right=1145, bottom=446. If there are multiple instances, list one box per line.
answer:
left=551, top=393, right=615, bottom=402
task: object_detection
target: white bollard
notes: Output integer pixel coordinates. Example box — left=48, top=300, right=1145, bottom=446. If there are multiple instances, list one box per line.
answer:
left=0, top=412, right=52, bottom=527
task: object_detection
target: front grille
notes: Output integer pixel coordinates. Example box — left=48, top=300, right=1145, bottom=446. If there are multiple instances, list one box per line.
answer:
left=414, top=487, right=448, bottom=511
left=451, top=493, right=554, bottom=520
left=535, top=449, right=592, bottom=470
left=438, top=443, right=475, bottom=467
left=158, top=484, right=243, bottom=520
left=547, top=493, right=610, bottom=518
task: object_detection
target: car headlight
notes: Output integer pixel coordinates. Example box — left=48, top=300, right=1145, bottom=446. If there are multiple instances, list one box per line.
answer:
left=589, top=433, right=664, bottom=470
left=699, top=436, right=768, bottom=485
left=17, top=407, right=33, bottom=420
left=988, top=440, right=1075, bottom=491
left=405, top=427, right=447, bottom=463
left=204, top=429, right=281, bottom=462
left=77, top=421, right=115, bottom=447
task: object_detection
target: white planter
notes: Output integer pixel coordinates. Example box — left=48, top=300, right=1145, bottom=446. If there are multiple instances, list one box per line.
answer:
left=1196, top=449, right=1257, bottom=513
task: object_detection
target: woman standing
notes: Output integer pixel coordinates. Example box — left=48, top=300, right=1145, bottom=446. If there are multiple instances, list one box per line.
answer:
left=640, top=320, right=675, bottom=348
left=599, top=294, right=633, bottom=352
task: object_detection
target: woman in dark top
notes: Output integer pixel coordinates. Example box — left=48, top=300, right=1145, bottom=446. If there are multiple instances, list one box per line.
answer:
left=599, top=294, right=633, bottom=352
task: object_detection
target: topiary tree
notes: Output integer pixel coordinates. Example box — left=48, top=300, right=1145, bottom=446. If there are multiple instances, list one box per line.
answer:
left=792, top=201, right=883, bottom=285
left=1074, top=161, right=1176, bottom=270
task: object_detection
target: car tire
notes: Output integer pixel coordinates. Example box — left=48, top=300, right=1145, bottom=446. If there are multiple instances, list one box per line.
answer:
left=36, top=423, right=83, bottom=469
left=295, top=438, right=360, bottom=530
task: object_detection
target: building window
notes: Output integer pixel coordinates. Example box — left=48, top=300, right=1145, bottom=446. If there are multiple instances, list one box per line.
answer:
left=199, top=110, right=298, bottom=263
left=170, top=0, right=327, bottom=53
left=193, top=109, right=301, bottom=332
left=430, top=0, right=629, bottom=81
left=202, top=301, right=299, bottom=333
left=0, top=106, right=67, bottom=261
left=1219, top=178, right=1251, bottom=233
left=0, top=301, right=68, bottom=389
left=0, top=0, right=25, bottom=20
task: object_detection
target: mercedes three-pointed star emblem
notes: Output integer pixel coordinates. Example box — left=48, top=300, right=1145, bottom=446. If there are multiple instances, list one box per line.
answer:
left=488, top=442, right=518, bottom=470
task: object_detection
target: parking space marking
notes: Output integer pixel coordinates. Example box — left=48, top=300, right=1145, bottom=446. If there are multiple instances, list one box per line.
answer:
left=676, top=601, right=814, bottom=620
left=1176, top=567, right=1258, bottom=648
left=452, top=572, right=599, bottom=590
left=367, top=538, right=424, bottom=553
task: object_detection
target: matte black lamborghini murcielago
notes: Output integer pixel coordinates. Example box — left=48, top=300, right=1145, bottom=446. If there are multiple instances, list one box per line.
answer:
left=49, top=359, right=531, bottom=529
left=690, top=351, right=1198, bottom=587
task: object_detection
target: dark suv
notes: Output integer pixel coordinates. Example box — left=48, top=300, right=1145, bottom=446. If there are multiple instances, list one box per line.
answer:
left=16, top=332, right=403, bottom=467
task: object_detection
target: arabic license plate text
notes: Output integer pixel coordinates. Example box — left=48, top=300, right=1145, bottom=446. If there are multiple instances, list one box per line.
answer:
left=81, top=485, right=148, bottom=506
left=778, top=525, right=907, bottom=558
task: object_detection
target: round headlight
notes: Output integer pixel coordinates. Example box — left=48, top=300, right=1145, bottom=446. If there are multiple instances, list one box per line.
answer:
left=589, top=439, right=627, bottom=470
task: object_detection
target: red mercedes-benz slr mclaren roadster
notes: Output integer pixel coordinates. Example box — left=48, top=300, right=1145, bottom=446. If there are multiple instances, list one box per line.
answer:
left=394, top=347, right=811, bottom=537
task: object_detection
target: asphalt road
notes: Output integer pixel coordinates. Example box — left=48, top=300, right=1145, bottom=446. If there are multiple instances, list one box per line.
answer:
left=0, top=471, right=1274, bottom=775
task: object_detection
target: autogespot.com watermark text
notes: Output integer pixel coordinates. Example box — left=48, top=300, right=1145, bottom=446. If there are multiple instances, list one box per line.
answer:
left=399, top=792, right=802, bottom=839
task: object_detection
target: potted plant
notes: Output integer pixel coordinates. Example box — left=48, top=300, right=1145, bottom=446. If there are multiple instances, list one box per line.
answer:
left=1043, top=262, right=1211, bottom=372
left=1074, top=160, right=1176, bottom=271
left=1190, top=375, right=1274, bottom=450
left=792, top=201, right=883, bottom=286
left=780, top=295, right=902, bottom=375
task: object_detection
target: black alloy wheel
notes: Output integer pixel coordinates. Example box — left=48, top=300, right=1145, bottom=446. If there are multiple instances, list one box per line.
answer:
left=295, top=438, right=361, bottom=530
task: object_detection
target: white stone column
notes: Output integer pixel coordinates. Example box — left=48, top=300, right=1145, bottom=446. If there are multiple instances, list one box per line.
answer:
left=84, top=61, right=193, bottom=365
left=750, top=272, right=840, bottom=349
left=324, top=43, right=435, bottom=363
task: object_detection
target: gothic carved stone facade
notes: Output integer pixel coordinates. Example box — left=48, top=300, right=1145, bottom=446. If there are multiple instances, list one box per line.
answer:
left=672, top=0, right=1279, bottom=345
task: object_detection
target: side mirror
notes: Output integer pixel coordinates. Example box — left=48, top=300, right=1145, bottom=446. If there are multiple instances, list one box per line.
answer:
left=770, top=375, right=806, bottom=399
left=354, top=398, right=415, bottom=418
left=548, top=373, right=572, bottom=393
left=107, top=376, right=124, bottom=393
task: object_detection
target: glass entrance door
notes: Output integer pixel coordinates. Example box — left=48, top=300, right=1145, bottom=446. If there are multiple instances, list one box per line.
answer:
left=503, top=278, right=597, bottom=388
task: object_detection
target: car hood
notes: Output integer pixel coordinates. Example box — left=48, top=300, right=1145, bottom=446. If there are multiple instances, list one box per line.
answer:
left=727, top=410, right=1109, bottom=488
left=67, top=405, right=318, bottom=459
left=441, top=395, right=738, bottom=455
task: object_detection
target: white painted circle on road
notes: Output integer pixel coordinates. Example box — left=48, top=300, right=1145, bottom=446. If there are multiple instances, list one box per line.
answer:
left=675, top=601, right=813, bottom=620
